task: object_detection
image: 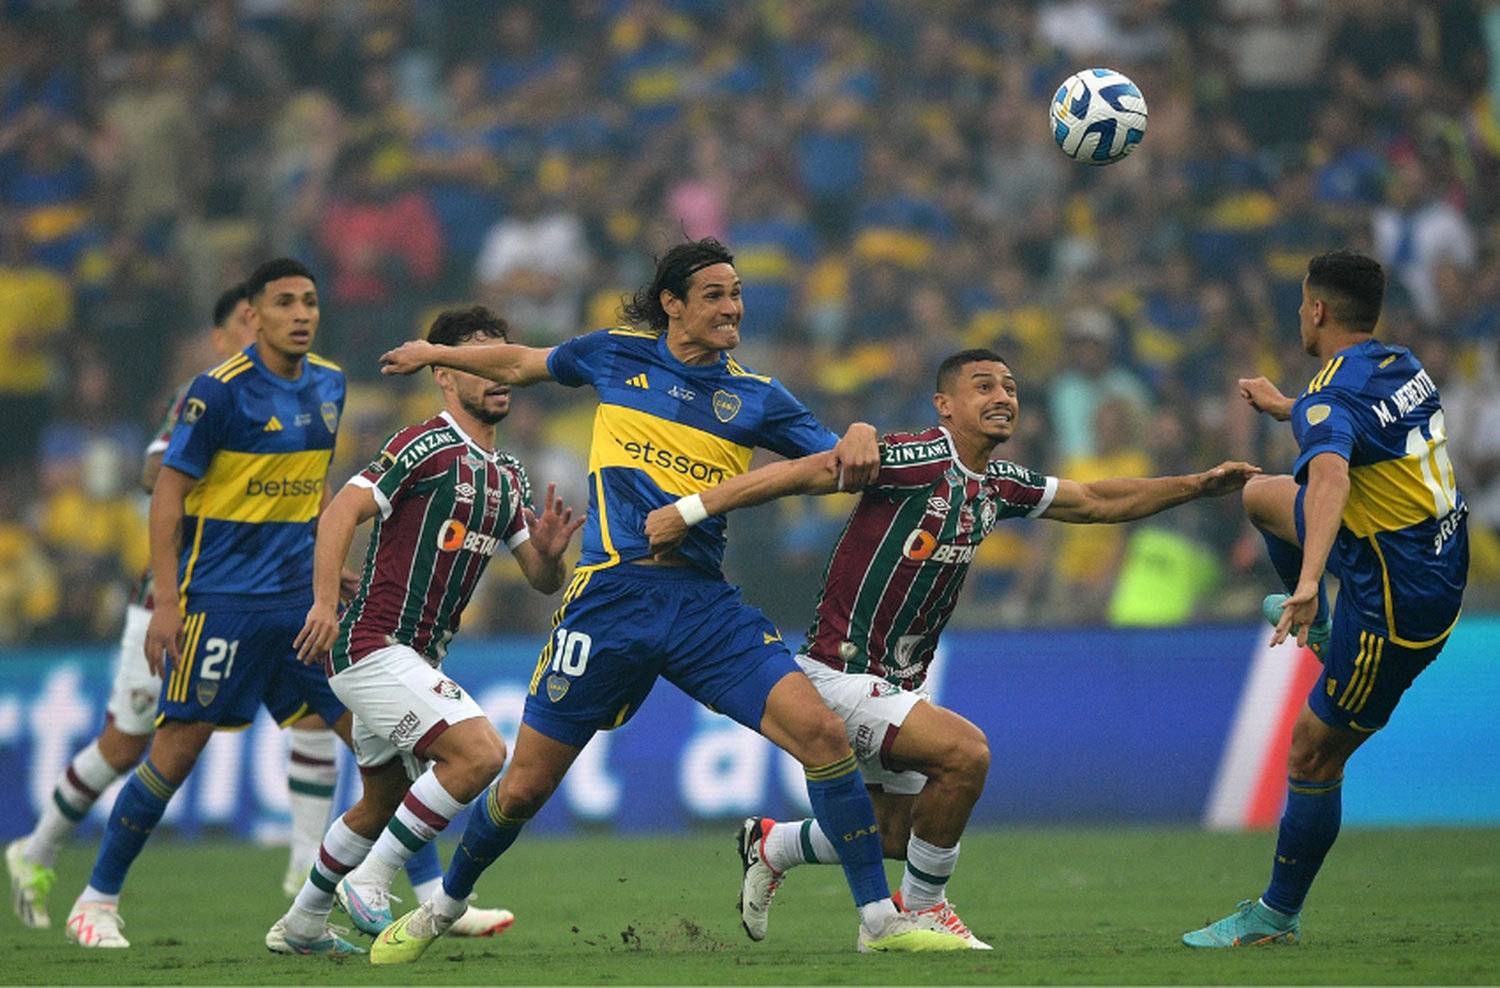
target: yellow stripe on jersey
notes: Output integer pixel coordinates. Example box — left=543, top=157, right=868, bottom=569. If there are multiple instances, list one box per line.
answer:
left=1306, top=356, right=1344, bottom=394
left=589, top=404, right=753, bottom=496
left=306, top=353, right=342, bottom=371
left=1365, top=535, right=1462, bottom=648
left=168, top=612, right=207, bottom=704
left=178, top=516, right=207, bottom=606
left=1342, top=456, right=1444, bottom=537
left=725, top=356, right=771, bottom=382
left=208, top=354, right=252, bottom=382
left=185, top=449, right=330, bottom=524
left=608, top=326, right=660, bottom=339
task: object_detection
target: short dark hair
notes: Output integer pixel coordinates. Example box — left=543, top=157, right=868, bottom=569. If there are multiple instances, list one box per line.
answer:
left=936, top=348, right=1010, bottom=394
left=246, top=258, right=317, bottom=301
left=426, top=304, right=510, bottom=347
left=212, top=283, right=247, bottom=328
left=1306, top=249, right=1385, bottom=331
left=621, top=237, right=735, bottom=333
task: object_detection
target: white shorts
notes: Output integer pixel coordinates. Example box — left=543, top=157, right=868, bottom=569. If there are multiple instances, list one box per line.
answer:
left=106, top=603, right=162, bottom=736
left=330, top=644, right=485, bottom=771
left=796, top=654, right=928, bottom=796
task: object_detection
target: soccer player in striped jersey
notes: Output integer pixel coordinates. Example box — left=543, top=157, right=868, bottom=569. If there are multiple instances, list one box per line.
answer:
left=268, top=304, right=583, bottom=956
left=1184, top=250, right=1467, bottom=947
left=372, top=237, right=968, bottom=961
left=62, top=259, right=359, bottom=951
left=643, top=347, right=1257, bottom=947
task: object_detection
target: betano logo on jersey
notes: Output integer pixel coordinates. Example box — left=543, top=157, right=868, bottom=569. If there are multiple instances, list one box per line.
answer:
left=437, top=519, right=499, bottom=556
left=901, top=529, right=976, bottom=564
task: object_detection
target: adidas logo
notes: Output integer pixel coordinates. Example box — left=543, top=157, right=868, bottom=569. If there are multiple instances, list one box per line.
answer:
left=264, top=416, right=283, bottom=432
left=626, top=373, right=649, bottom=389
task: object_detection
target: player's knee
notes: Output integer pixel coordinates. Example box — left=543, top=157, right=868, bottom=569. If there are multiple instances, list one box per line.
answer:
left=467, top=731, right=508, bottom=787
left=950, top=735, right=990, bottom=793
left=797, top=705, right=851, bottom=764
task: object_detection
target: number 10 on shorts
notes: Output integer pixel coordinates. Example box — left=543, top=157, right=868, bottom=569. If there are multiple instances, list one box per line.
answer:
left=550, top=629, right=592, bottom=676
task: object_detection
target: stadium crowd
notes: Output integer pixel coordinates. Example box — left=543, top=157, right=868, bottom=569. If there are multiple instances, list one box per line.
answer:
left=2, top=0, right=1499, bottom=643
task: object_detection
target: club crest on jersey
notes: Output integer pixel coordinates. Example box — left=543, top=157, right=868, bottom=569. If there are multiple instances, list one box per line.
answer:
left=712, top=390, right=742, bottom=422
left=980, top=498, right=998, bottom=534
left=321, top=401, right=339, bottom=433
left=196, top=681, right=218, bottom=707
left=903, top=529, right=938, bottom=560
left=546, top=674, right=569, bottom=702
left=183, top=398, right=206, bottom=425
left=1306, top=403, right=1331, bottom=425
left=430, top=678, right=462, bottom=701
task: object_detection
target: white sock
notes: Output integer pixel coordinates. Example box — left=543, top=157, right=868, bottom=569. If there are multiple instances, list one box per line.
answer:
left=901, top=836, right=959, bottom=912
left=77, top=885, right=119, bottom=907
left=286, top=728, right=338, bottom=877
left=766, top=819, right=839, bottom=872
left=858, top=897, right=898, bottom=930
left=28, top=740, right=122, bottom=867
left=430, top=886, right=468, bottom=920
left=351, top=769, right=466, bottom=890
left=413, top=877, right=442, bottom=901
left=294, top=815, right=372, bottom=929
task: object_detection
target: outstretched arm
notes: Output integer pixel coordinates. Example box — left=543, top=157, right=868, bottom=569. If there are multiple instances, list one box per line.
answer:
left=1041, top=460, right=1260, bottom=524
left=644, top=451, right=844, bottom=556
left=1271, top=452, right=1348, bottom=648
left=380, top=339, right=556, bottom=386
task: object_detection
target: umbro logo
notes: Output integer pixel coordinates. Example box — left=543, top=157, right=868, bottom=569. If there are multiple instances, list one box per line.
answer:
left=264, top=416, right=283, bottom=432
left=626, top=373, right=649, bottom=389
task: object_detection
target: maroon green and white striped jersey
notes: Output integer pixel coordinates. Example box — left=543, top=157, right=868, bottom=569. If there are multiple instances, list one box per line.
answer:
left=800, top=426, right=1056, bottom=689
left=330, top=412, right=532, bottom=671
left=133, top=380, right=194, bottom=609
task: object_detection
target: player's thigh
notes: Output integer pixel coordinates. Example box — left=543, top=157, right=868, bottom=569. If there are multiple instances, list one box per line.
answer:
left=665, top=580, right=803, bottom=734
left=107, top=603, right=161, bottom=737
left=159, top=606, right=286, bottom=727
left=796, top=655, right=927, bottom=795
left=1306, top=606, right=1445, bottom=737
left=1243, top=474, right=1302, bottom=545
left=330, top=644, right=487, bottom=771
left=265, top=639, right=348, bottom=729
left=522, top=573, right=666, bottom=748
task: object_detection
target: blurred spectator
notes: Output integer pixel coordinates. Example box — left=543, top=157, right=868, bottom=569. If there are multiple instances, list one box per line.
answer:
left=0, top=223, right=71, bottom=468
left=0, top=473, right=59, bottom=644
left=1372, top=155, right=1478, bottom=326
left=1048, top=307, right=1152, bottom=462
left=475, top=180, right=591, bottom=342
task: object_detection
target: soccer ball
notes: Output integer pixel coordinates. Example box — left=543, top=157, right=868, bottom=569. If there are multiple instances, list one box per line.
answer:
left=1049, top=68, right=1148, bottom=165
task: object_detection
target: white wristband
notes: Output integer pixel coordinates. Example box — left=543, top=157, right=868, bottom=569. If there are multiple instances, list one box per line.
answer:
left=675, top=493, right=709, bottom=526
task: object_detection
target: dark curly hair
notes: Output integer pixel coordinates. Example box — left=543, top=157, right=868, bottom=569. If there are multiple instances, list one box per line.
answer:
left=620, top=238, right=735, bottom=334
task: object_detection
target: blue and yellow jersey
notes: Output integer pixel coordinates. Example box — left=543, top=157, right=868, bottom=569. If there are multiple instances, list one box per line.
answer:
left=547, top=328, right=838, bottom=575
left=1292, top=338, right=1467, bottom=646
left=161, top=345, right=345, bottom=608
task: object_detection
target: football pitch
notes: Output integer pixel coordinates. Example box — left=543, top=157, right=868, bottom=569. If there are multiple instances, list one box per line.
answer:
left=4, top=826, right=1496, bottom=986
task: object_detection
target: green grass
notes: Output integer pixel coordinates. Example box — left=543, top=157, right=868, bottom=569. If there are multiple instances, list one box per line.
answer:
left=3, top=827, right=1497, bottom=985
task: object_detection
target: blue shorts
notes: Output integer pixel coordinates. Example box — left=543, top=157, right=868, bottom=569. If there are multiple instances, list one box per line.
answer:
left=523, top=565, right=799, bottom=747
left=1294, top=488, right=1447, bottom=732
left=159, top=600, right=347, bottom=729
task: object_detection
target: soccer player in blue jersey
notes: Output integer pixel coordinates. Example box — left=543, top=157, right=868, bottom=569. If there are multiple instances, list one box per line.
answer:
left=373, top=237, right=970, bottom=960
left=1184, top=249, right=1468, bottom=946
left=63, top=259, right=357, bottom=950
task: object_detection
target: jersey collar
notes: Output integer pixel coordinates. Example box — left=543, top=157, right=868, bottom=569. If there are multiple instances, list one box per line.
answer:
left=439, top=410, right=499, bottom=462
left=938, top=425, right=986, bottom=481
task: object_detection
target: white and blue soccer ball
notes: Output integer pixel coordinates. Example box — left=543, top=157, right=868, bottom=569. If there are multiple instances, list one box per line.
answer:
left=1050, top=68, right=1147, bottom=165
